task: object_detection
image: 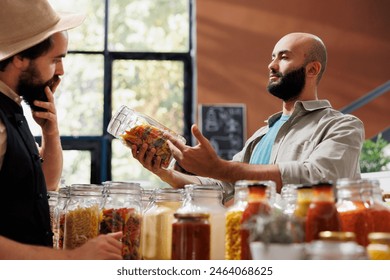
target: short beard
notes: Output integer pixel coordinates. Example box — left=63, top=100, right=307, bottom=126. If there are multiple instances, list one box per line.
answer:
left=17, top=63, right=56, bottom=112
left=267, top=66, right=306, bottom=102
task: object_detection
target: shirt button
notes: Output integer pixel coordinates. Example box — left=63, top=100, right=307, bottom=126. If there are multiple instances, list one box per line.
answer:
left=17, top=120, right=23, bottom=126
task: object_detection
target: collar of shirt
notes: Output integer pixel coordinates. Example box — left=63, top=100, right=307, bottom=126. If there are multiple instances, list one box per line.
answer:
left=0, top=80, right=23, bottom=106
left=265, top=99, right=332, bottom=126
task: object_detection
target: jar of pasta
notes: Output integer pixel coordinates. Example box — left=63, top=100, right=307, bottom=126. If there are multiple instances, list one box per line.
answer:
left=53, top=187, right=70, bottom=249
left=63, top=184, right=104, bottom=249
left=171, top=213, right=211, bottom=260
left=107, top=105, right=186, bottom=168
left=177, top=184, right=227, bottom=260
left=100, top=181, right=143, bottom=260
left=141, top=188, right=184, bottom=260
left=225, top=182, right=248, bottom=260
left=47, top=190, right=58, bottom=243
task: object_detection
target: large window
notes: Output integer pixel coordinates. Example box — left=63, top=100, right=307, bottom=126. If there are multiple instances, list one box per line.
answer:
left=26, top=0, right=194, bottom=188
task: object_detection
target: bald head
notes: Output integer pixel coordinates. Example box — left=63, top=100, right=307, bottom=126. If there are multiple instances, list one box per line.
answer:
left=275, top=33, right=327, bottom=83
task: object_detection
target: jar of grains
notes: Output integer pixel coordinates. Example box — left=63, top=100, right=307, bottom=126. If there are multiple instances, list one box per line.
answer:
left=63, top=184, right=104, bottom=249
left=141, top=188, right=184, bottom=260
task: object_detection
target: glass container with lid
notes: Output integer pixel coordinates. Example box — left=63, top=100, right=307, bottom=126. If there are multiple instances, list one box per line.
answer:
left=306, top=231, right=366, bottom=259
left=100, top=181, right=143, bottom=260
left=63, top=184, right=104, bottom=249
left=141, top=188, right=184, bottom=260
left=177, top=184, right=227, bottom=260
left=47, top=190, right=58, bottom=246
left=171, top=213, right=211, bottom=260
left=305, top=181, right=341, bottom=243
left=336, top=178, right=390, bottom=246
left=107, top=105, right=186, bottom=168
left=225, top=182, right=248, bottom=260
left=239, top=180, right=273, bottom=260
left=53, top=187, right=70, bottom=249
left=367, top=232, right=390, bottom=260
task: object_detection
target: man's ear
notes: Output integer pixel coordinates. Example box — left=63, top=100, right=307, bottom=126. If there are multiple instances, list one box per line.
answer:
left=12, top=55, right=30, bottom=70
left=306, top=61, right=321, bottom=78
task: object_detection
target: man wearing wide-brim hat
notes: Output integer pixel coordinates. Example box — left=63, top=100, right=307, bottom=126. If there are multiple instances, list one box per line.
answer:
left=0, top=0, right=84, bottom=247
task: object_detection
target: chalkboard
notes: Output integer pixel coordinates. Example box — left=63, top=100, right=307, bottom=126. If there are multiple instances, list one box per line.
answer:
left=199, top=104, right=246, bottom=160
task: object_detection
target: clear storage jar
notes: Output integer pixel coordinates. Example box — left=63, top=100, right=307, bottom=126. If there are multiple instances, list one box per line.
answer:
left=336, top=178, right=390, bottom=246
left=239, top=180, right=273, bottom=260
left=305, top=181, right=341, bottom=243
left=141, top=188, right=184, bottom=260
left=63, top=184, right=104, bottom=249
left=101, top=181, right=143, bottom=260
left=107, top=105, right=186, bottom=168
left=177, top=184, right=227, bottom=260
left=53, top=187, right=70, bottom=249
left=47, top=190, right=58, bottom=244
left=171, top=213, right=211, bottom=260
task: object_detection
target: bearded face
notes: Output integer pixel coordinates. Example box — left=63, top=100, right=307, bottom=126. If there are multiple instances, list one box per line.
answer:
left=17, top=61, right=58, bottom=112
left=267, top=66, right=306, bottom=102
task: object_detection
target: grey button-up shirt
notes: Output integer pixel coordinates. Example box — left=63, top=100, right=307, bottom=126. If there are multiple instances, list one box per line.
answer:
left=197, top=100, right=365, bottom=201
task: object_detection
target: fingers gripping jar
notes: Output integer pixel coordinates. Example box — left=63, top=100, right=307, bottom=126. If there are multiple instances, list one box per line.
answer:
left=63, top=184, right=104, bottom=249
left=101, top=181, right=143, bottom=260
left=107, top=105, right=186, bottom=168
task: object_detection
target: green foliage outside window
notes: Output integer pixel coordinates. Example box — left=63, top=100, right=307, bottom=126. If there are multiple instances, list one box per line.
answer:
left=360, top=134, right=390, bottom=173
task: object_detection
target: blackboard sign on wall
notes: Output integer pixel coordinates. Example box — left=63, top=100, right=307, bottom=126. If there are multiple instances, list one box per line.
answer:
left=199, top=104, right=246, bottom=160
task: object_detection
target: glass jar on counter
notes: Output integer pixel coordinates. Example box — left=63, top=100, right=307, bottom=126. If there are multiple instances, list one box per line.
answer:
left=47, top=190, right=58, bottom=242
left=107, top=105, right=186, bottom=168
left=336, top=178, right=390, bottom=247
left=367, top=232, right=390, bottom=260
left=63, top=184, right=104, bottom=249
left=280, top=184, right=299, bottom=216
left=141, top=188, right=155, bottom=213
left=305, top=182, right=341, bottom=243
left=306, top=231, right=366, bottom=259
left=225, top=183, right=248, bottom=260
left=53, top=187, right=70, bottom=249
left=240, top=180, right=273, bottom=260
left=100, top=181, right=143, bottom=260
left=171, top=213, right=211, bottom=260
left=177, top=184, right=227, bottom=260
left=141, top=188, right=184, bottom=260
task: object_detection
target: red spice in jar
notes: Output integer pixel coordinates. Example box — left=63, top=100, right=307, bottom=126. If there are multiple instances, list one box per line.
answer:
left=171, top=213, right=210, bottom=260
left=305, top=183, right=341, bottom=243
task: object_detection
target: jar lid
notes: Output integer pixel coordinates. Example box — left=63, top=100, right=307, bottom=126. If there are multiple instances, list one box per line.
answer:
left=319, top=231, right=356, bottom=242
left=174, top=212, right=210, bottom=220
left=368, top=232, right=390, bottom=242
left=235, top=180, right=275, bottom=188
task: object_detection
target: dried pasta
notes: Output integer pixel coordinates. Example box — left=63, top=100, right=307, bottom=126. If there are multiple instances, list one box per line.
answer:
left=64, top=205, right=100, bottom=249
left=121, top=123, right=172, bottom=167
left=225, top=210, right=243, bottom=260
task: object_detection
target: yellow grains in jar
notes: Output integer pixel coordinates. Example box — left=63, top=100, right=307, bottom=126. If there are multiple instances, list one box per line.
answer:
left=64, top=205, right=100, bottom=249
left=225, top=210, right=243, bottom=260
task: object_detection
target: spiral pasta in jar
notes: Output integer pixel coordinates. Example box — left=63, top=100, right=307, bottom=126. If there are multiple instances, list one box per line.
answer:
left=63, top=184, right=104, bottom=249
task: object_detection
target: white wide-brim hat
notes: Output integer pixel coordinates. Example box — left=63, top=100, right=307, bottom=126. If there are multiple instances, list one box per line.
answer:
left=0, top=0, right=86, bottom=61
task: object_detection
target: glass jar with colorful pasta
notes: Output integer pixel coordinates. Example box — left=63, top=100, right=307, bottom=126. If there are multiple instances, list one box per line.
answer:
left=63, top=184, right=104, bottom=249
left=100, top=181, right=143, bottom=260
